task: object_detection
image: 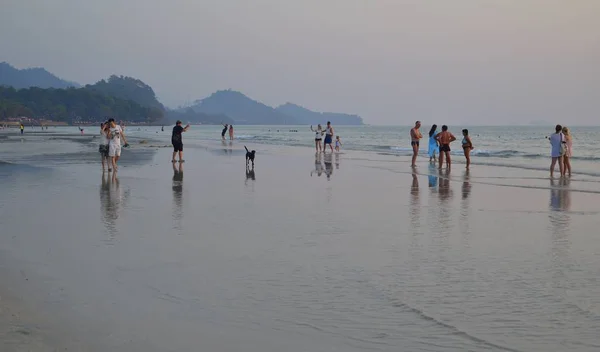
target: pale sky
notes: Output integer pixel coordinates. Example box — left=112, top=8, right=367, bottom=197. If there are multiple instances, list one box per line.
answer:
left=1, top=0, right=598, bottom=125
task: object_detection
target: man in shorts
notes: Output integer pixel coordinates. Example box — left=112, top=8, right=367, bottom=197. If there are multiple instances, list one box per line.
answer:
left=108, top=118, right=128, bottom=171
left=410, top=121, right=422, bottom=167
left=172, top=120, right=190, bottom=163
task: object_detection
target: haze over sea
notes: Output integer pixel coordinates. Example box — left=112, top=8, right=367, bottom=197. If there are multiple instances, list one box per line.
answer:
left=1, top=125, right=600, bottom=351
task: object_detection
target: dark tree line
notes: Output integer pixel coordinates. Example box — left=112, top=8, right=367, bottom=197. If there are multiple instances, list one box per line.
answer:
left=0, top=86, right=164, bottom=122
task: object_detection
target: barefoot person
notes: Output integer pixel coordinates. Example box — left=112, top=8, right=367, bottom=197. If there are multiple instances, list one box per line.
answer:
left=549, top=124, right=566, bottom=177
left=310, top=124, right=323, bottom=152
left=172, top=120, right=190, bottom=163
left=436, top=125, right=456, bottom=169
left=323, top=121, right=334, bottom=154
left=428, top=124, right=438, bottom=163
left=229, top=124, right=234, bottom=140
left=99, top=122, right=111, bottom=172
left=410, top=121, right=422, bottom=167
left=108, top=118, right=128, bottom=172
left=562, top=126, right=573, bottom=176
left=461, top=129, right=474, bottom=169
left=335, top=135, right=342, bottom=152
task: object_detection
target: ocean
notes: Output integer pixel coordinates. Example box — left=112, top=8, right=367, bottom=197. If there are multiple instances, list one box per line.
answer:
left=3, top=125, right=598, bottom=176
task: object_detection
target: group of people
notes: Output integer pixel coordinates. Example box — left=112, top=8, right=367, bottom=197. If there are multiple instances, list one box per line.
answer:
left=221, top=124, right=234, bottom=140
left=549, top=124, right=573, bottom=177
left=99, top=118, right=129, bottom=172
left=410, top=121, right=575, bottom=177
left=410, top=121, right=474, bottom=169
left=310, top=121, right=342, bottom=153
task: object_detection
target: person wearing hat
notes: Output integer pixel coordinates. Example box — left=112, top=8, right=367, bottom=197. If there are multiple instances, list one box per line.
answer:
left=172, top=120, right=190, bottom=163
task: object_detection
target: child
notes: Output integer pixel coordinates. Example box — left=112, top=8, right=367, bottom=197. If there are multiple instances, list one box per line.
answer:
left=335, top=135, right=342, bottom=152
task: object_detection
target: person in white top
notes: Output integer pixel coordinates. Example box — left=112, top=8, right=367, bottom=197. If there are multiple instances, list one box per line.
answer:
left=548, top=124, right=566, bottom=178
left=108, top=118, right=128, bottom=171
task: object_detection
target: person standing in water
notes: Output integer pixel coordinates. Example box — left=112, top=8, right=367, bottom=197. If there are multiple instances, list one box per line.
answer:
left=549, top=124, right=566, bottom=178
left=323, top=121, right=334, bottom=153
left=172, top=120, right=190, bottom=163
left=335, top=136, right=342, bottom=152
left=221, top=124, right=228, bottom=140
left=428, top=124, right=438, bottom=163
left=461, top=129, right=474, bottom=169
left=310, top=124, right=323, bottom=153
left=108, top=118, right=128, bottom=172
left=410, top=121, right=422, bottom=167
left=229, top=124, right=234, bottom=140
left=436, top=125, right=456, bottom=169
left=99, top=122, right=111, bottom=172
left=20, top=123, right=24, bottom=135
left=562, top=126, right=573, bottom=177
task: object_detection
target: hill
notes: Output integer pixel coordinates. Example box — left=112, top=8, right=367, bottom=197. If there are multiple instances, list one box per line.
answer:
left=0, top=86, right=163, bottom=123
left=86, top=75, right=164, bottom=111
left=190, top=90, right=297, bottom=125
left=0, top=62, right=80, bottom=89
left=275, top=103, right=363, bottom=125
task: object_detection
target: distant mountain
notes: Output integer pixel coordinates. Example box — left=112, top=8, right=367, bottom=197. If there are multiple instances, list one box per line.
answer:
left=0, top=62, right=80, bottom=89
left=86, top=75, right=164, bottom=111
left=189, top=90, right=297, bottom=125
left=275, top=103, right=363, bottom=125
left=158, top=108, right=234, bottom=125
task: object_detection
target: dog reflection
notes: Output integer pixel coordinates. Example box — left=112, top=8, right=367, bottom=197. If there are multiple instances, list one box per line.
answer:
left=246, top=166, right=256, bottom=181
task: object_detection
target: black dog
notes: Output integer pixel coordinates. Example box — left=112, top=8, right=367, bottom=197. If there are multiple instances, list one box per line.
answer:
left=244, top=146, right=256, bottom=168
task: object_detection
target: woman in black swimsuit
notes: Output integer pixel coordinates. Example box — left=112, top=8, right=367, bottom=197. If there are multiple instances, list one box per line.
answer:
left=221, top=124, right=228, bottom=140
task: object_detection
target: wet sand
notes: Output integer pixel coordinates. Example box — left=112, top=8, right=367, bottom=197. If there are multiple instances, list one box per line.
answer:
left=1, top=142, right=600, bottom=351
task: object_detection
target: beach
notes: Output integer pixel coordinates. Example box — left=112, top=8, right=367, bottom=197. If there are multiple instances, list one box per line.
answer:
left=1, top=130, right=600, bottom=351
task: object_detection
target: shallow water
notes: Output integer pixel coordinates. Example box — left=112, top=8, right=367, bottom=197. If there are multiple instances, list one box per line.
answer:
left=3, top=125, right=597, bottom=175
left=1, top=131, right=600, bottom=351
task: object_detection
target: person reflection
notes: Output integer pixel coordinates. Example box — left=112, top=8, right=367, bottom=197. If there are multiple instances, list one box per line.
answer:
left=172, top=162, right=183, bottom=219
left=410, top=170, right=420, bottom=229
left=549, top=178, right=571, bottom=234
left=461, top=169, right=471, bottom=200
left=324, top=153, right=333, bottom=180
left=438, top=168, right=453, bottom=202
left=100, top=172, right=122, bottom=241
left=221, top=140, right=232, bottom=155
left=311, top=153, right=323, bottom=177
left=428, top=163, right=438, bottom=189
left=335, top=152, right=340, bottom=170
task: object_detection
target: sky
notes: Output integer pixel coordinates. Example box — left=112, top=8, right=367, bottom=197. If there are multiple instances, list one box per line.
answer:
left=0, top=0, right=598, bottom=125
